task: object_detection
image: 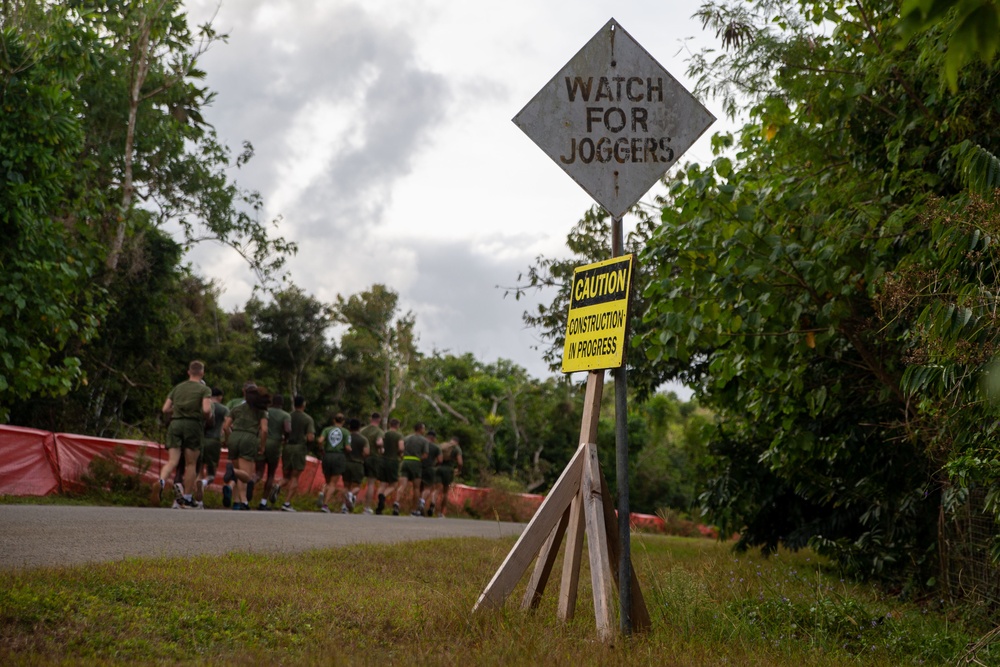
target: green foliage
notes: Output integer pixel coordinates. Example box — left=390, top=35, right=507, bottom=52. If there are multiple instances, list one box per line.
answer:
left=247, top=285, right=335, bottom=399
left=631, top=0, right=1000, bottom=586
left=898, top=0, right=1000, bottom=90
left=0, top=15, right=107, bottom=420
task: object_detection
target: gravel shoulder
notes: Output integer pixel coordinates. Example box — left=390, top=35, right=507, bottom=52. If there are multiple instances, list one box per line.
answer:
left=0, top=504, right=524, bottom=570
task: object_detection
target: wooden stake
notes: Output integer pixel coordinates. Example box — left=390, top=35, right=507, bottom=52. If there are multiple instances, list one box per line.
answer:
left=521, top=506, right=570, bottom=610
left=473, top=444, right=586, bottom=612
left=582, top=443, right=615, bottom=641
left=557, top=489, right=585, bottom=621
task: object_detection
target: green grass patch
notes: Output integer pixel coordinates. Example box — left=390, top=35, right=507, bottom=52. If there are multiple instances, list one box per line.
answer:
left=0, top=535, right=991, bottom=665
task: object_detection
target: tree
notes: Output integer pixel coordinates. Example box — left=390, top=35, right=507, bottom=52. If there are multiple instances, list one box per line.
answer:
left=634, top=0, right=1000, bottom=584
left=335, top=285, right=417, bottom=421
left=1, top=6, right=106, bottom=421
left=1, top=1, right=295, bottom=428
left=247, top=285, right=334, bottom=398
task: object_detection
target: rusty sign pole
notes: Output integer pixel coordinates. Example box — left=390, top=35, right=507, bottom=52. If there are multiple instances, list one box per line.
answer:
left=611, top=215, right=632, bottom=635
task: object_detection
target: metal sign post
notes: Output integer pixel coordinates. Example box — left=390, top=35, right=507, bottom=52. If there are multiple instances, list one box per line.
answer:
left=474, top=17, right=714, bottom=641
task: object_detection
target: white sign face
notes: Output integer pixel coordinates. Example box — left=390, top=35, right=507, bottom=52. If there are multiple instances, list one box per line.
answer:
left=514, top=18, right=715, bottom=218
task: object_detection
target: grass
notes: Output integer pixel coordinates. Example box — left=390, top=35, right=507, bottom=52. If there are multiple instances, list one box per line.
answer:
left=1, top=533, right=992, bottom=666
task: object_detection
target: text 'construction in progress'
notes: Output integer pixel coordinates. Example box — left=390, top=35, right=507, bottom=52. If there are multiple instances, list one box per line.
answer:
left=562, top=254, right=634, bottom=373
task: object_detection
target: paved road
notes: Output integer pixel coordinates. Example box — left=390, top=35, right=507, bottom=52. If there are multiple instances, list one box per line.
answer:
left=0, top=505, right=525, bottom=570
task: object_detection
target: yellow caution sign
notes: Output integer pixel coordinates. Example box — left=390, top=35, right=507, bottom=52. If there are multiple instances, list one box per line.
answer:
left=562, top=254, right=634, bottom=372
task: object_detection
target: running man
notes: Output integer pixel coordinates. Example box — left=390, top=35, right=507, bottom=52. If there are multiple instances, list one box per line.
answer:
left=421, top=430, right=442, bottom=517
left=359, top=412, right=384, bottom=514
left=378, top=418, right=404, bottom=515
left=274, top=395, right=315, bottom=512
left=395, top=422, right=429, bottom=516
left=317, top=413, right=350, bottom=513
left=221, top=384, right=270, bottom=510
left=436, top=436, right=463, bottom=517
left=257, top=394, right=291, bottom=510
left=342, top=418, right=369, bottom=513
left=160, top=361, right=212, bottom=508
left=198, top=387, right=229, bottom=505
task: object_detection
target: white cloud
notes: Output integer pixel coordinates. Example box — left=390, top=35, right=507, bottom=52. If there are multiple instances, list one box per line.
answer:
left=182, top=0, right=723, bottom=397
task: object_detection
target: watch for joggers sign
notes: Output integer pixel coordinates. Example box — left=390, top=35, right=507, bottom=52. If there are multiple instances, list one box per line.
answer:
left=513, top=18, right=715, bottom=218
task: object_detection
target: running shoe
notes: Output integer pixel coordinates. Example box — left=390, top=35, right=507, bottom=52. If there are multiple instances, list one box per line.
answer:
left=427, top=503, right=435, bottom=518
left=281, top=503, right=296, bottom=512
left=223, top=462, right=235, bottom=484
left=171, top=499, right=183, bottom=509
left=345, top=491, right=355, bottom=511
left=245, top=480, right=255, bottom=504
left=158, top=478, right=165, bottom=502
left=375, top=493, right=386, bottom=515
left=410, top=509, right=423, bottom=517
left=257, top=502, right=270, bottom=511
left=222, top=485, right=232, bottom=508
left=340, top=504, right=349, bottom=514
left=316, top=492, right=325, bottom=508
left=320, top=504, right=331, bottom=514
left=392, top=502, right=400, bottom=516
left=363, top=507, right=374, bottom=515
left=268, top=483, right=281, bottom=505
left=191, top=500, right=205, bottom=509
left=173, top=482, right=184, bottom=500
left=195, top=479, right=205, bottom=502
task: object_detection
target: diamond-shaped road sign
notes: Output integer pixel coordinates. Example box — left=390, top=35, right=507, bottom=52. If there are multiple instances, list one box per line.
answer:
left=514, top=18, right=715, bottom=219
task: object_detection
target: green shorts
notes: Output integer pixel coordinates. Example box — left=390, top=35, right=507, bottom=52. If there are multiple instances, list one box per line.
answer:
left=202, top=437, right=222, bottom=473
left=364, top=453, right=381, bottom=479
left=344, top=460, right=365, bottom=485
left=401, top=458, right=422, bottom=482
left=380, top=456, right=400, bottom=484
left=435, top=465, right=455, bottom=486
left=166, top=419, right=202, bottom=451
left=322, top=452, right=346, bottom=479
left=282, top=443, right=307, bottom=474
left=421, top=465, right=436, bottom=487
left=229, top=431, right=259, bottom=461
left=258, top=439, right=281, bottom=468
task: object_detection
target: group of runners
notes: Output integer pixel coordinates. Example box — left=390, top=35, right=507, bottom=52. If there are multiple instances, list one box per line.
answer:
left=158, top=361, right=464, bottom=517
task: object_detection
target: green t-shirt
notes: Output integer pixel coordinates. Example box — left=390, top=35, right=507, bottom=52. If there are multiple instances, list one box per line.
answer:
left=266, top=407, right=291, bottom=445
left=319, top=426, right=350, bottom=454
left=346, top=432, right=368, bottom=462
left=423, top=441, right=441, bottom=471
left=359, top=424, right=384, bottom=453
left=168, top=380, right=211, bottom=420
left=230, top=402, right=265, bottom=434
left=204, top=402, right=229, bottom=439
left=383, top=430, right=403, bottom=458
left=441, top=443, right=462, bottom=467
left=289, top=410, right=315, bottom=446
left=403, top=433, right=429, bottom=459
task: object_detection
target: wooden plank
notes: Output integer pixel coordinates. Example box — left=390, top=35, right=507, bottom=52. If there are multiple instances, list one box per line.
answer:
left=600, top=475, right=651, bottom=631
left=579, top=371, right=604, bottom=445
left=473, top=444, right=586, bottom=612
left=521, top=506, right=570, bottom=610
left=582, top=442, right=615, bottom=642
left=557, top=489, right=585, bottom=621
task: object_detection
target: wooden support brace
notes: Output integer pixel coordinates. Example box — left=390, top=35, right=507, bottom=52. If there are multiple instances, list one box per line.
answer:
left=521, top=505, right=570, bottom=610
left=473, top=444, right=586, bottom=612
left=582, top=442, right=615, bottom=642
left=557, top=488, right=585, bottom=622
left=600, top=475, right=651, bottom=631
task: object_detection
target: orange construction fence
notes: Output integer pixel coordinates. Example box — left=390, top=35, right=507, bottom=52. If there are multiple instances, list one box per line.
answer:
left=0, top=425, right=667, bottom=530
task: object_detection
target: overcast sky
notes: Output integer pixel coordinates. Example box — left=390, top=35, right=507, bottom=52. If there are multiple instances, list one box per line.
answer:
left=181, top=0, right=728, bottom=396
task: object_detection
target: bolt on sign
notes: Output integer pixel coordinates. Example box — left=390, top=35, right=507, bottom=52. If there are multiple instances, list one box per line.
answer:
left=513, top=18, right=715, bottom=218
left=562, top=254, right=634, bottom=373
